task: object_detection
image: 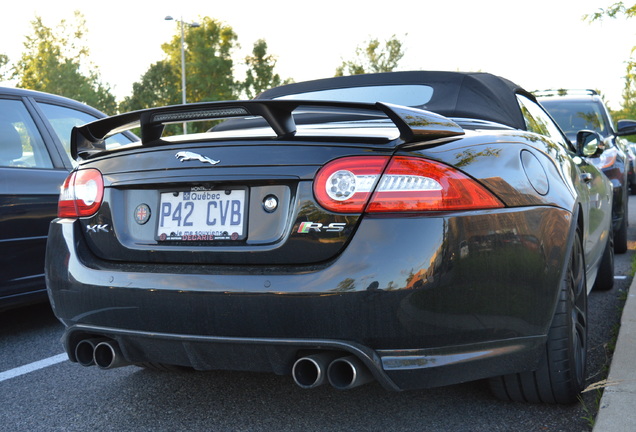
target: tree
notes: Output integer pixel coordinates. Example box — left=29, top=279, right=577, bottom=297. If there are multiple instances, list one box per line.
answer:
left=585, top=2, right=636, bottom=20
left=123, top=17, right=240, bottom=133
left=163, top=16, right=239, bottom=104
left=13, top=12, right=116, bottom=114
left=587, top=3, right=636, bottom=122
left=335, top=35, right=406, bottom=76
left=613, top=61, right=636, bottom=121
left=242, top=39, right=287, bottom=99
left=0, top=54, right=9, bottom=81
left=119, top=60, right=180, bottom=112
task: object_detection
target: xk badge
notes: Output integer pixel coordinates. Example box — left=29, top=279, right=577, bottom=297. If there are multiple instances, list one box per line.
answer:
left=86, top=224, right=109, bottom=233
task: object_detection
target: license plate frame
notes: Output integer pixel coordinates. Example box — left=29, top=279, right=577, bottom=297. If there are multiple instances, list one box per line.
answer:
left=156, top=188, right=247, bottom=242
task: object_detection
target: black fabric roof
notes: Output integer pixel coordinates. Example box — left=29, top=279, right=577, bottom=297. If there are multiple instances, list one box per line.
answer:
left=256, top=71, right=536, bottom=131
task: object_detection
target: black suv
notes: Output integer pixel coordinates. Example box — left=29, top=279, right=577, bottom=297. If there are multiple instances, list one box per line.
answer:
left=0, top=87, right=136, bottom=310
left=538, top=90, right=633, bottom=253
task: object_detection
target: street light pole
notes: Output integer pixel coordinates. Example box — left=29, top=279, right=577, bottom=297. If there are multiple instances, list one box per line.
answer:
left=165, top=15, right=199, bottom=134
left=179, top=17, right=186, bottom=107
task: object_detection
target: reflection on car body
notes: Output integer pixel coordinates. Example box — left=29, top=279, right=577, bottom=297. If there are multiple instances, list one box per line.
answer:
left=538, top=89, right=633, bottom=253
left=46, top=71, right=614, bottom=404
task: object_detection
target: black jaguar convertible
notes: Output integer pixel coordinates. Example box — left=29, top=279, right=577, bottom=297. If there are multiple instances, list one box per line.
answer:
left=45, top=71, right=614, bottom=404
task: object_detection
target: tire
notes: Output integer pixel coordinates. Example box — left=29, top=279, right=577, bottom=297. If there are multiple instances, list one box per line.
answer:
left=593, top=229, right=614, bottom=291
left=489, top=229, right=587, bottom=404
left=614, top=199, right=628, bottom=254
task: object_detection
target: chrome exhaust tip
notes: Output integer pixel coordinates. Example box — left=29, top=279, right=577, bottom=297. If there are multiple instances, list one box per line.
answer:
left=327, top=355, right=373, bottom=390
left=74, top=338, right=107, bottom=367
left=292, top=353, right=340, bottom=389
left=93, top=340, right=130, bottom=369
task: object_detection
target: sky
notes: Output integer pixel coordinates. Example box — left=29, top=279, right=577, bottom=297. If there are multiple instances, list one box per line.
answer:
left=1, top=0, right=635, bottom=110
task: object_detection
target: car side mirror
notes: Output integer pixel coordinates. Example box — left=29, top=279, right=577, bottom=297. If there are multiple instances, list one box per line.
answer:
left=617, top=119, right=636, bottom=136
left=577, top=130, right=604, bottom=157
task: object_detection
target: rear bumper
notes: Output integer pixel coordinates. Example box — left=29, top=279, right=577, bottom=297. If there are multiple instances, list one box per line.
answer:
left=46, top=207, right=570, bottom=390
left=61, top=323, right=545, bottom=391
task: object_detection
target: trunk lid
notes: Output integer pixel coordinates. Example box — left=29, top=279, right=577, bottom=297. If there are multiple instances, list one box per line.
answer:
left=70, top=100, right=464, bottom=266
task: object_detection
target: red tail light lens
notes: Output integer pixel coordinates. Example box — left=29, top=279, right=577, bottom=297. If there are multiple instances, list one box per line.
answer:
left=314, top=156, right=503, bottom=213
left=58, top=169, right=104, bottom=217
left=368, top=156, right=503, bottom=212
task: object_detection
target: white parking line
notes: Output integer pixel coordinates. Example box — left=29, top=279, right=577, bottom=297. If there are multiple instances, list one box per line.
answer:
left=0, top=354, right=67, bottom=383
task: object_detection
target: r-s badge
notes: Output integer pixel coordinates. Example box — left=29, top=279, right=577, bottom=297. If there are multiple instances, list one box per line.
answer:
left=298, top=221, right=346, bottom=233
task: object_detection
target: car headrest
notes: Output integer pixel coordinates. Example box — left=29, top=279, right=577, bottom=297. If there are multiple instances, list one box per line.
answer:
left=0, top=122, right=23, bottom=165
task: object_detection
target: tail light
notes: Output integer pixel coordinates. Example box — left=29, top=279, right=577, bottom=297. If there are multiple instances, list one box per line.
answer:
left=314, top=156, right=503, bottom=213
left=58, top=169, right=104, bottom=217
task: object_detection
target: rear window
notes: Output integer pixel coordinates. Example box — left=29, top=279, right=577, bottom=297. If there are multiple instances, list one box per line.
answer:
left=274, top=85, right=434, bottom=107
left=37, top=102, right=137, bottom=158
left=0, top=99, right=53, bottom=169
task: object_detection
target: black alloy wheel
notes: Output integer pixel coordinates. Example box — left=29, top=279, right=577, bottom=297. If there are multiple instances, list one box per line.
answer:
left=489, top=228, right=587, bottom=404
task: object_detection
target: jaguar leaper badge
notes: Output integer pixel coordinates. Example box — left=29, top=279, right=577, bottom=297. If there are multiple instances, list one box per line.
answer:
left=175, top=151, right=220, bottom=165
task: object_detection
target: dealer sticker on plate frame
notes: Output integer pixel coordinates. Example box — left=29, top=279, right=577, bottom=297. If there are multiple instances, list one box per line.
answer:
left=157, top=188, right=247, bottom=241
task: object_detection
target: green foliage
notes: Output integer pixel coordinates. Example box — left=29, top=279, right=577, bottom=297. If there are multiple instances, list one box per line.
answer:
left=242, top=39, right=289, bottom=99
left=12, top=11, right=116, bottom=114
left=586, top=1, right=636, bottom=21
left=123, top=17, right=241, bottom=133
left=119, top=60, right=180, bottom=112
left=587, top=3, right=636, bottom=128
left=8, top=9, right=409, bottom=127
left=335, top=35, right=405, bottom=76
left=163, top=16, right=239, bottom=104
left=578, top=389, right=603, bottom=428
left=612, top=61, right=636, bottom=123
left=0, top=53, right=9, bottom=81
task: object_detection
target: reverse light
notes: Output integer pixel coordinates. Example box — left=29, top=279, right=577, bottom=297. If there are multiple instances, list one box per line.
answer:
left=58, top=169, right=104, bottom=217
left=315, top=156, right=390, bottom=212
left=314, top=156, right=503, bottom=213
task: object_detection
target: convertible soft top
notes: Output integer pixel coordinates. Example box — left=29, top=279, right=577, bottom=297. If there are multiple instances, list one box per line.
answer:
left=256, top=71, right=535, bottom=131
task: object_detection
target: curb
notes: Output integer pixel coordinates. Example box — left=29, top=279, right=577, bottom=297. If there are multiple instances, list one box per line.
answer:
left=593, top=275, right=636, bottom=431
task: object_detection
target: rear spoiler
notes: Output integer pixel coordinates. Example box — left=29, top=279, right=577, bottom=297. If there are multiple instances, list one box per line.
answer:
left=71, top=100, right=464, bottom=160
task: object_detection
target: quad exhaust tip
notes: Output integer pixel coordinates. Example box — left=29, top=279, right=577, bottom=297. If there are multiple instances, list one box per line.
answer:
left=327, top=355, right=374, bottom=390
left=75, top=340, right=375, bottom=388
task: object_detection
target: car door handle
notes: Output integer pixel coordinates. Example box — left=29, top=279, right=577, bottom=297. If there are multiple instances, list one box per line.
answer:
left=580, top=173, right=593, bottom=184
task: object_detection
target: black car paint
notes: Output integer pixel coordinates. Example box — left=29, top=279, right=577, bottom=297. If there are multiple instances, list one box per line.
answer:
left=0, top=168, right=68, bottom=304
left=47, top=131, right=603, bottom=388
left=0, top=89, right=96, bottom=309
left=45, top=73, right=612, bottom=399
left=0, top=87, right=135, bottom=310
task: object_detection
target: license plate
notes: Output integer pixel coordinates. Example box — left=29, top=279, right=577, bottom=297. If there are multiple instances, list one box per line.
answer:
left=157, top=189, right=246, bottom=241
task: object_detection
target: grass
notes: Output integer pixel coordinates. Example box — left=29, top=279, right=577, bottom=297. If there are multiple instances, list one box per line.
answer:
left=579, top=389, right=604, bottom=428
